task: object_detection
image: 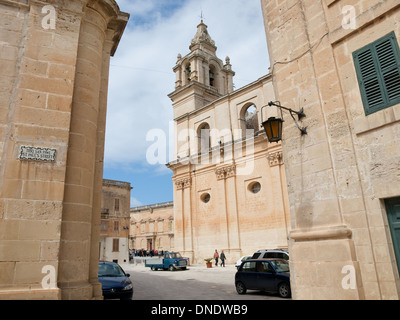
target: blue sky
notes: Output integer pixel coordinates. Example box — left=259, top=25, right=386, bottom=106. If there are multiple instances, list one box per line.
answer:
left=103, top=0, right=270, bottom=207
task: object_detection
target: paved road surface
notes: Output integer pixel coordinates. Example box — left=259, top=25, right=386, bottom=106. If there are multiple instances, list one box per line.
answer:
left=121, top=262, right=286, bottom=301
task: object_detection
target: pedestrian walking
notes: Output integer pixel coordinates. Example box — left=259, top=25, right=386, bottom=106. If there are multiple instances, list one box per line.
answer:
left=214, top=249, right=219, bottom=266
left=220, top=250, right=226, bottom=267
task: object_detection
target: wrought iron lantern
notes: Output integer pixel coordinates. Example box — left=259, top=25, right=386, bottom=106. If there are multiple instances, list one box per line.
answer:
left=261, top=101, right=307, bottom=143
left=261, top=117, right=284, bottom=143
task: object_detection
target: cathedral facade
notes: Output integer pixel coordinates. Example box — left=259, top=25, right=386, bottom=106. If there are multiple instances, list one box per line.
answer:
left=166, top=21, right=291, bottom=264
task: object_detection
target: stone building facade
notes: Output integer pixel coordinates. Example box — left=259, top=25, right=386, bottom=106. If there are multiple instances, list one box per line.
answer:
left=261, top=0, right=400, bottom=299
left=130, top=201, right=174, bottom=253
left=0, top=0, right=128, bottom=299
left=166, top=21, right=290, bottom=264
left=100, top=179, right=131, bottom=264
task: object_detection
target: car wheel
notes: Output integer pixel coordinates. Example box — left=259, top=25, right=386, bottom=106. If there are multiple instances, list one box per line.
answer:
left=278, top=282, right=291, bottom=298
left=235, top=281, right=247, bottom=295
left=151, top=266, right=156, bottom=271
left=168, top=265, right=175, bottom=271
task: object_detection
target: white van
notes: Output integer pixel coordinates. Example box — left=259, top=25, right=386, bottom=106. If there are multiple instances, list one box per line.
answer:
left=251, top=249, right=289, bottom=260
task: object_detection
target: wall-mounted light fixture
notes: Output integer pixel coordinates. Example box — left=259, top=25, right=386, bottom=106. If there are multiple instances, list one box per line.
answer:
left=261, top=101, right=307, bottom=143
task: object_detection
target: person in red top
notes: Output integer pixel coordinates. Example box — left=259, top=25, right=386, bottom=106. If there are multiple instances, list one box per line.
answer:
left=213, top=249, right=219, bottom=266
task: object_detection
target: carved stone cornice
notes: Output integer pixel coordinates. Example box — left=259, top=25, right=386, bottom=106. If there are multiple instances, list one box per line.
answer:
left=290, top=225, right=352, bottom=242
left=215, top=168, right=225, bottom=180
left=267, top=151, right=283, bottom=167
left=215, top=165, right=236, bottom=180
left=175, top=177, right=191, bottom=190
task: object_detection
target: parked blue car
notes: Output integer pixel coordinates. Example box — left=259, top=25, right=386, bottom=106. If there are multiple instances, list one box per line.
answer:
left=235, top=258, right=291, bottom=298
left=98, top=261, right=133, bottom=300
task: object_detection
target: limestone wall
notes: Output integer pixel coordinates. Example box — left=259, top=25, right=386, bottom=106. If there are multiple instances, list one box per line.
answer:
left=261, top=0, right=400, bottom=299
left=0, top=0, right=128, bottom=300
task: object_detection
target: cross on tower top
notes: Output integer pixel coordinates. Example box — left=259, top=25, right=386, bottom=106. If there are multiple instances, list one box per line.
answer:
left=199, top=10, right=205, bottom=22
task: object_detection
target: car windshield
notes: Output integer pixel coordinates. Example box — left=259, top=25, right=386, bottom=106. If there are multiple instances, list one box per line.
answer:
left=270, top=260, right=290, bottom=272
left=98, top=263, right=125, bottom=277
left=170, top=252, right=182, bottom=258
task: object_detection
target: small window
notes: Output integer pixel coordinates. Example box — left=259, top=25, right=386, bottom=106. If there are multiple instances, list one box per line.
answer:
left=112, top=239, right=119, bottom=252
left=283, top=253, right=289, bottom=260
left=114, top=198, right=119, bottom=211
left=114, top=220, right=119, bottom=232
left=198, top=123, right=211, bottom=154
left=252, top=252, right=261, bottom=259
left=259, top=262, right=274, bottom=273
left=200, top=193, right=211, bottom=203
left=248, top=182, right=261, bottom=194
left=353, top=32, right=400, bottom=115
left=241, top=261, right=257, bottom=272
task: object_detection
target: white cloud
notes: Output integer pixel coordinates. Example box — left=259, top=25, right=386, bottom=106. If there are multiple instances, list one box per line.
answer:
left=105, top=0, right=270, bottom=169
left=131, top=197, right=143, bottom=207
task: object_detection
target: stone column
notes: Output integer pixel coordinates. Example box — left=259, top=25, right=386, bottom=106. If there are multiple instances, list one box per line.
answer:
left=58, top=1, right=129, bottom=300
left=224, top=165, right=241, bottom=262
left=174, top=177, right=193, bottom=260
left=88, top=28, right=115, bottom=299
left=267, top=151, right=290, bottom=244
left=215, top=166, right=230, bottom=250
left=58, top=4, right=107, bottom=300
left=174, top=179, right=185, bottom=253
left=173, top=60, right=182, bottom=88
left=215, top=164, right=241, bottom=261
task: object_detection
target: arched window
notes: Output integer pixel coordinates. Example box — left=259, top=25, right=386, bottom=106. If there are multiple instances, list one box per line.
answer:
left=209, top=65, right=216, bottom=87
left=241, top=104, right=259, bottom=137
left=197, top=123, right=211, bottom=154
left=185, top=63, right=191, bottom=84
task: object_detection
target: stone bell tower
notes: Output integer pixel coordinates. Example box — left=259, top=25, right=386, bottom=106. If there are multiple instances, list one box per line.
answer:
left=168, top=20, right=235, bottom=120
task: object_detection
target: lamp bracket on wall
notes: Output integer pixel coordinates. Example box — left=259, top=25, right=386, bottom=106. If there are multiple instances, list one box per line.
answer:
left=266, top=101, right=307, bottom=135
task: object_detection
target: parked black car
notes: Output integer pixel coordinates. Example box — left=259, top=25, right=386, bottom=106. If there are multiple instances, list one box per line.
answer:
left=98, top=261, right=133, bottom=300
left=235, top=258, right=291, bottom=298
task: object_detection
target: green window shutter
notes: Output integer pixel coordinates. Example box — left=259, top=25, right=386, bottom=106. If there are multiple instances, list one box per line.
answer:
left=354, top=46, right=385, bottom=111
left=353, top=32, right=400, bottom=115
left=376, top=34, right=400, bottom=103
left=385, top=197, right=400, bottom=277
